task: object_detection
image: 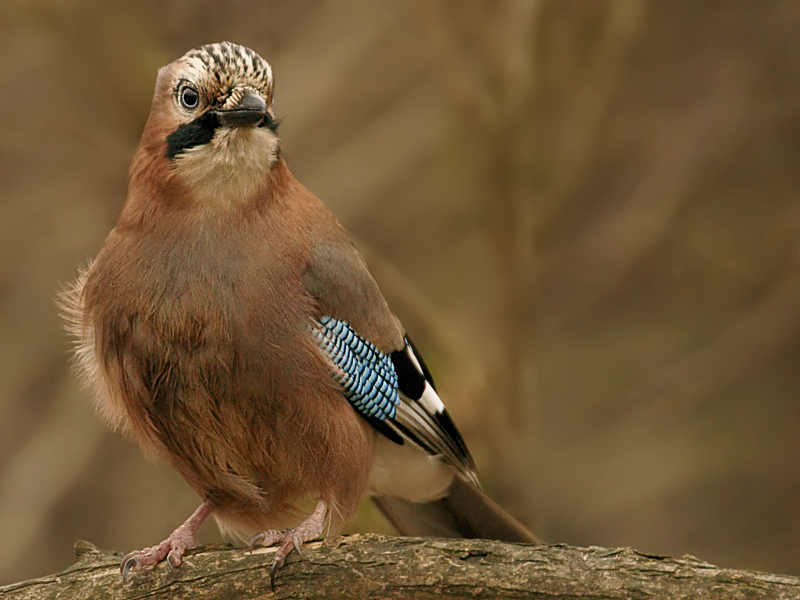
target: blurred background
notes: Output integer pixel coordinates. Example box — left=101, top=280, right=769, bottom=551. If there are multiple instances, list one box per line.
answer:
left=1, top=0, right=799, bottom=585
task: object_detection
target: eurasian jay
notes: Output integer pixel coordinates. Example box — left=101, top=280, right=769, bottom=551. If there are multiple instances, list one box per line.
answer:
left=62, top=41, right=536, bottom=587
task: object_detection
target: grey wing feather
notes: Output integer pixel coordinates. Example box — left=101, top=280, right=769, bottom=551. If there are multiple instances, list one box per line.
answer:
left=304, top=234, right=403, bottom=354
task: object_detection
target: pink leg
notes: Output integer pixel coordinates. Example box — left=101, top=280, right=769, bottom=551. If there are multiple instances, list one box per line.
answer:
left=121, top=500, right=214, bottom=579
left=249, top=498, right=329, bottom=590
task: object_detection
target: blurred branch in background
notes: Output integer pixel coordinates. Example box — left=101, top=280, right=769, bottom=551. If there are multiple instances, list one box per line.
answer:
left=541, top=56, right=747, bottom=325
left=412, top=1, right=544, bottom=517
left=620, top=249, right=800, bottom=430
left=1, top=0, right=799, bottom=586
left=410, top=1, right=648, bottom=520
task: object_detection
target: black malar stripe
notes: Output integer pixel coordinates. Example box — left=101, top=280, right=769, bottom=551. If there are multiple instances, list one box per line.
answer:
left=166, top=111, right=220, bottom=159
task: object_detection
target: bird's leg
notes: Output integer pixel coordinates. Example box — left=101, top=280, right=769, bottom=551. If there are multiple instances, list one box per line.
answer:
left=249, top=498, right=329, bottom=590
left=121, top=499, right=214, bottom=579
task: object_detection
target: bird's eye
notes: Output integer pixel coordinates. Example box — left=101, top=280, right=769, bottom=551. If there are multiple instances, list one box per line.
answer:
left=179, top=86, right=200, bottom=109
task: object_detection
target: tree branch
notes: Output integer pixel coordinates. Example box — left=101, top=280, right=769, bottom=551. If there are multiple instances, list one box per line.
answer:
left=1, top=534, right=797, bottom=599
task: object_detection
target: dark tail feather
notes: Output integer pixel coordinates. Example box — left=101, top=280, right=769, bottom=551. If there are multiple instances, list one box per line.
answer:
left=372, top=476, right=539, bottom=543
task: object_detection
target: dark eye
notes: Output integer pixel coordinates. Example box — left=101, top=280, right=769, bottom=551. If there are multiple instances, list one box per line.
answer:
left=179, top=86, right=200, bottom=109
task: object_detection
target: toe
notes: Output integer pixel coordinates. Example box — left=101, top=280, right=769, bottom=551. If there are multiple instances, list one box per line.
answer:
left=269, top=538, right=299, bottom=590
left=249, top=529, right=283, bottom=551
left=248, top=531, right=266, bottom=551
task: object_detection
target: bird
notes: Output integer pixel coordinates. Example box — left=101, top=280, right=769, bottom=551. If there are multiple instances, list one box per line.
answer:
left=61, top=41, right=537, bottom=588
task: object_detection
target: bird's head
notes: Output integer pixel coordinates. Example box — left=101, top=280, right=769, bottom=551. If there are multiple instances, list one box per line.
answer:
left=138, top=42, right=281, bottom=208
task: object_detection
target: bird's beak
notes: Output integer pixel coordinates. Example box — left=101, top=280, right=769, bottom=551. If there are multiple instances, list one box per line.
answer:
left=216, top=89, right=267, bottom=128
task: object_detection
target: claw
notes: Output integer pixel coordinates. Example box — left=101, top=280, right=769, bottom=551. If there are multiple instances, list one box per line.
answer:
left=121, top=554, right=139, bottom=580
left=248, top=531, right=265, bottom=552
left=269, top=556, right=284, bottom=592
left=167, top=552, right=179, bottom=572
left=292, top=536, right=303, bottom=559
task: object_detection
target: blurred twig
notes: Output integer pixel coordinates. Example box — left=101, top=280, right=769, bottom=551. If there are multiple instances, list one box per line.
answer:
left=547, top=0, right=646, bottom=204
left=541, top=61, right=748, bottom=325
left=411, top=0, right=493, bottom=121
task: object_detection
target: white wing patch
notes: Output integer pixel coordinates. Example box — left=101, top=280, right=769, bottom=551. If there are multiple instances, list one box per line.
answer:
left=418, top=381, right=445, bottom=414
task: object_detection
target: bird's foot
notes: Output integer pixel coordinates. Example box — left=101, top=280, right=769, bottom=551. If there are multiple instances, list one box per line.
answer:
left=249, top=499, right=329, bottom=590
left=120, top=500, right=213, bottom=579
left=120, top=535, right=192, bottom=579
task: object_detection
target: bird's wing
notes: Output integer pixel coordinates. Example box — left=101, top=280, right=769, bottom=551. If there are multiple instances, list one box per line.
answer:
left=303, top=234, right=479, bottom=485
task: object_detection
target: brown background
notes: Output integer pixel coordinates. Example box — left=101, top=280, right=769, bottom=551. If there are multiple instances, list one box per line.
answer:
left=1, top=0, right=799, bottom=584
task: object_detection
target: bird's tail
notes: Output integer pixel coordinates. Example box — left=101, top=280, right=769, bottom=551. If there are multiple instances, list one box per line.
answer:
left=372, top=475, right=539, bottom=543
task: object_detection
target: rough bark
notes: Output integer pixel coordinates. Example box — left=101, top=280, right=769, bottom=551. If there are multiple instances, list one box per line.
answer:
left=1, top=534, right=797, bottom=600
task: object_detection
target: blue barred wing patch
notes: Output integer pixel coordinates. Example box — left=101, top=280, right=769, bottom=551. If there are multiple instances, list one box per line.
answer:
left=312, top=316, right=400, bottom=421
